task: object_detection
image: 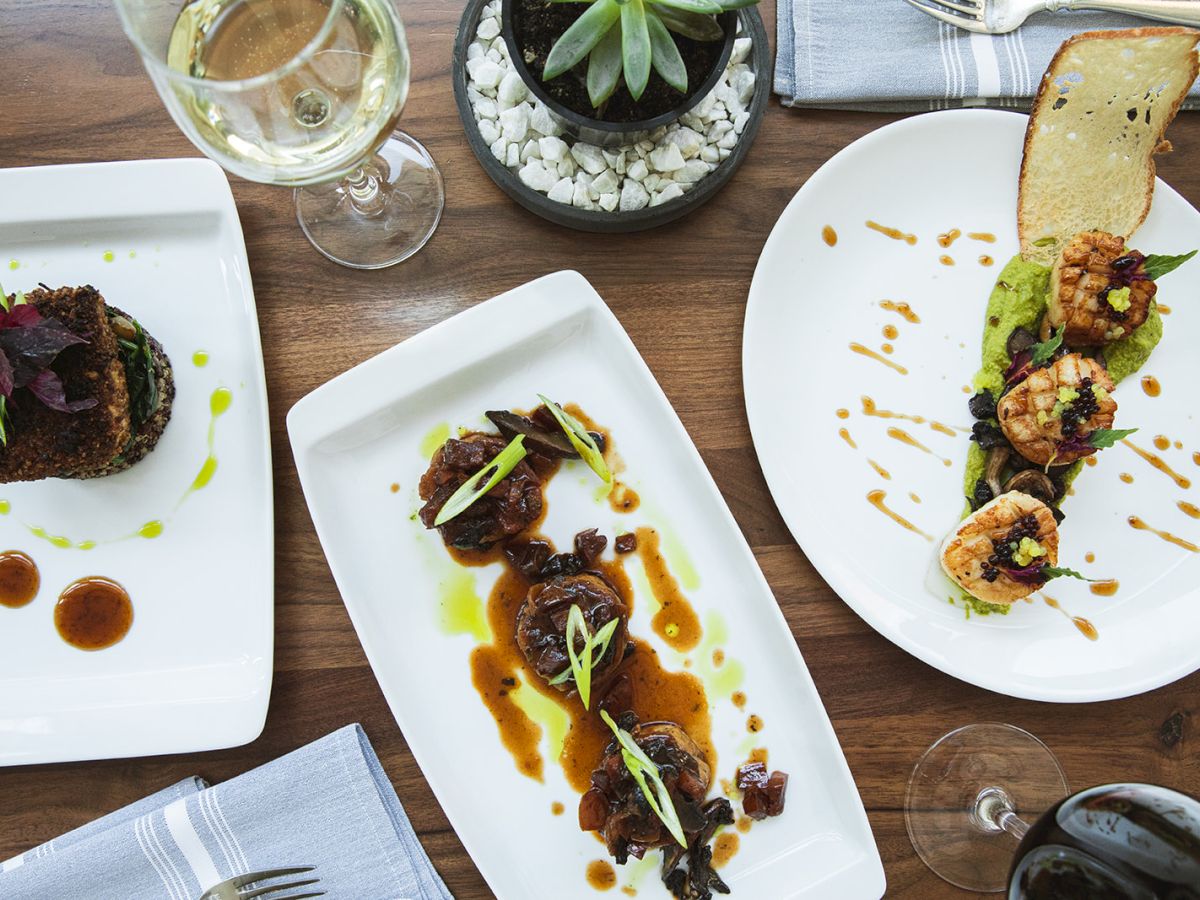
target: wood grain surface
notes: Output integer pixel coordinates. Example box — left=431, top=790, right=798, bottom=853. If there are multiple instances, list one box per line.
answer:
left=2, top=2, right=1199, bottom=897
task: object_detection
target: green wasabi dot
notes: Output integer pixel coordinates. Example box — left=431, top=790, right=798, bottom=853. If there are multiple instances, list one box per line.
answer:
left=103, top=251, right=115, bottom=262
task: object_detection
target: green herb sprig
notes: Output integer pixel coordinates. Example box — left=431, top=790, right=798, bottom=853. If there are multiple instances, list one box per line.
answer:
left=1089, top=427, right=1138, bottom=449
left=1030, top=325, right=1065, bottom=367
left=1041, top=565, right=1094, bottom=582
left=116, top=319, right=158, bottom=428
left=599, top=710, right=688, bottom=848
left=547, top=604, right=620, bottom=709
left=433, top=435, right=528, bottom=526
left=538, top=394, right=611, bottom=485
left=1143, top=250, right=1197, bottom=281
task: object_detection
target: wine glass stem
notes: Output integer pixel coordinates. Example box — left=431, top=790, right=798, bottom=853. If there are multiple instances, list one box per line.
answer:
left=974, top=786, right=1031, bottom=840
left=344, top=164, right=386, bottom=217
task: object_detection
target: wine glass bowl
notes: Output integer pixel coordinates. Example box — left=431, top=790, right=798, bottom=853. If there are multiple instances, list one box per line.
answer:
left=114, top=0, right=443, bottom=268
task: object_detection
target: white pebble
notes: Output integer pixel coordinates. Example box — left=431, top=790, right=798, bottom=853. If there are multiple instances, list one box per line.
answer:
left=614, top=153, right=627, bottom=175
left=590, top=169, right=618, bottom=195
left=718, top=147, right=731, bottom=160
left=480, top=1, right=498, bottom=18
left=570, top=142, right=608, bottom=175
left=572, top=181, right=592, bottom=208
left=518, top=159, right=558, bottom=192
left=627, top=158, right=649, bottom=181
left=520, top=139, right=540, bottom=163
left=538, top=136, right=568, bottom=162
left=476, top=16, right=500, bottom=40
left=477, top=118, right=500, bottom=145
left=649, top=143, right=685, bottom=172
left=679, top=112, right=704, bottom=131
left=732, top=69, right=756, bottom=106
left=530, top=103, right=562, bottom=137
left=602, top=149, right=623, bottom=170
left=557, top=156, right=577, bottom=177
left=498, top=71, right=528, bottom=106
left=467, top=42, right=485, bottom=61
left=619, top=179, right=650, bottom=211
left=489, top=136, right=507, bottom=162
left=644, top=174, right=661, bottom=193
left=733, top=110, right=750, bottom=135
left=700, top=145, right=719, bottom=163
left=707, top=120, right=733, bottom=140
left=718, top=131, right=737, bottom=150
left=674, top=159, right=709, bottom=183
left=638, top=140, right=654, bottom=152
left=664, top=127, right=703, bottom=160
left=474, top=96, right=498, bottom=120
left=486, top=47, right=502, bottom=64
left=500, top=104, right=530, bottom=142
left=471, top=59, right=504, bottom=89
left=651, top=182, right=685, bottom=206
left=598, top=192, right=619, bottom=212
left=548, top=177, right=574, bottom=204
left=731, top=37, right=752, bottom=66
left=505, top=143, right=519, bottom=167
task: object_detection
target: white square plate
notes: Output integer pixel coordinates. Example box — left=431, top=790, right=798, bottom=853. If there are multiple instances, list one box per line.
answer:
left=0, top=159, right=273, bottom=765
left=288, top=271, right=884, bottom=899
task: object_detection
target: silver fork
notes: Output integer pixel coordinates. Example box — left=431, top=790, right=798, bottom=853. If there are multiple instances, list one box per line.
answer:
left=197, top=866, right=324, bottom=900
left=904, top=0, right=1200, bottom=33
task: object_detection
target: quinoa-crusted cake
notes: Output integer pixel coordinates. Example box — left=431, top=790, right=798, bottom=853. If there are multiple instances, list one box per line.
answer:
left=0, top=286, right=131, bottom=483
left=0, top=286, right=175, bottom=483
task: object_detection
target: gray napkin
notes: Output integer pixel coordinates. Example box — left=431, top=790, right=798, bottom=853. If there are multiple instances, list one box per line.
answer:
left=775, top=1, right=1200, bottom=111
left=0, top=725, right=452, bottom=900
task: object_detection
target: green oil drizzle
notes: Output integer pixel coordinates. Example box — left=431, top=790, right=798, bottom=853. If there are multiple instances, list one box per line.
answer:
left=7, top=260, right=18, bottom=271
left=511, top=680, right=570, bottom=761
left=27, top=525, right=94, bottom=550
left=437, top=568, right=490, bottom=642
left=0, top=500, right=10, bottom=514
left=192, top=350, right=209, bottom=368
left=138, top=520, right=163, bottom=539
left=128, top=250, right=136, bottom=259
left=660, top=525, right=700, bottom=591
left=620, top=853, right=659, bottom=894
left=694, top=611, right=745, bottom=698
left=183, top=388, right=232, bottom=498
left=419, top=422, right=451, bottom=459
left=102, top=251, right=114, bottom=263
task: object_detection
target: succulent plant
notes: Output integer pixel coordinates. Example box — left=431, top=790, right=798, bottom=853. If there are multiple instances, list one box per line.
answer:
left=541, top=0, right=757, bottom=108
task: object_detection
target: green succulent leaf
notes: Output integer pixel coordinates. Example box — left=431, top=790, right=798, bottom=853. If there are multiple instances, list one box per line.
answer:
left=587, top=20, right=624, bottom=106
left=621, top=0, right=652, bottom=100
left=651, top=0, right=723, bottom=13
left=645, top=7, right=687, bottom=92
left=433, top=435, right=528, bottom=526
left=1142, top=250, right=1197, bottom=281
left=651, top=5, right=723, bottom=40
left=1089, top=427, right=1138, bottom=449
left=544, top=0, right=622, bottom=81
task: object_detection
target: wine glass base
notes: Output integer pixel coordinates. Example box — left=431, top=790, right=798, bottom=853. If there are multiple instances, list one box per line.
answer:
left=905, top=723, right=1069, bottom=893
left=295, top=130, right=444, bottom=270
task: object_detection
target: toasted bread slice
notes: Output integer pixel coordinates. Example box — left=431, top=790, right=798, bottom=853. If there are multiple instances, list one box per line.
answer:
left=1018, top=28, right=1200, bottom=265
left=0, top=286, right=131, bottom=483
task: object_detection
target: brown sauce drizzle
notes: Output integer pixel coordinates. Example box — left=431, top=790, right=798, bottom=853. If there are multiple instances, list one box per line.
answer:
left=0, top=551, right=39, bottom=608
left=836, top=408, right=849, bottom=419
left=1141, top=375, right=1161, bottom=397
left=879, top=300, right=920, bottom=323
left=1178, top=501, right=1200, bottom=519
left=746, top=714, right=763, bottom=733
left=1158, top=304, right=1172, bottom=315
left=839, top=428, right=856, bottom=448
left=1042, top=595, right=1098, bottom=641
left=712, top=833, right=739, bottom=870
left=868, top=460, right=891, bottom=480
left=1119, top=473, right=1134, bottom=484
left=939, top=255, right=955, bottom=266
left=389, top=482, right=400, bottom=493
left=1194, top=452, right=1200, bottom=468
left=1089, top=580, right=1119, bottom=597
left=1128, top=516, right=1199, bottom=552
left=909, top=492, right=921, bottom=503
left=637, top=527, right=702, bottom=653
left=882, top=324, right=899, bottom=340
left=1123, top=440, right=1191, bottom=489
left=736, top=817, right=752, bottom=834
left=55, top=577, right=133, bottom=650
left=1085, top=552, right=1095, bottom=563
left=712, top=648, right=724, bottom=667
left=822, top=225, right=837, bottom=246
left=1085, top=456, right=1098, bottom=467
left=587, top=859, right=617, bottom=891
left=937, top=228, right=961, bottom=248
left=968, top=232, right=996, bottom=243
left=866, top=490, right=933, bottom=541
left=979, top=255, right=994, bottom=266
left=866, top=220, right=917, bottom=245
left=1154, top=435, right=1171, bottom=452
left=849, top=342, right=908, bottom=375
left=1175, top=441, right=1183, bottom=450
left=552, top=801, right=565, bottom=815
left=886, top=427, right=953, bottom=467
left=962, top=385, right=972, bottom=394
left=609, top=482, right=639, bottom=513
left=881, top=343, right=894, bottom=355
left=861, top=396, right=966, bottom=435
left=731, top=691, right=746, bottom=709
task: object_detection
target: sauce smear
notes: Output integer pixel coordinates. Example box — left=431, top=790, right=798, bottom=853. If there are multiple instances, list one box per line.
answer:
left=1123, top=440, right=1191, bottom=489
left=587, top=860, right=617, bottom=891
left=868, top=459, right=891, bottom=480
left=968, top=232, right=996, bottom=243
left=1089, top=580, right=1119, bottom=597
left=879, top=300, right=920, bottom=323
left=1178, top=501, right=1200, bottom=519
left=1141, top=375, right=1161, bottom=397
left=939, top=255, right=955, bottom=266
left=866, top=490, right=933, bottom=541
left=882, top=324, right=899, bottom=340
left=712, top=833, right=740, bottom=870
left=1153, top=435, right=1171, bottom=452
left=637, top=527, right=702, bottom=653
left=822, top=225, right=838, bottom=247
left=1043, top=595, right=1098, bottom=641
left=861, top=396, right=965, bottom=434
left=55, top=577, right=133, bottom=650
left=866, top=220, right=917, bottom=244
left=849, top=343, right=908, bottom=374
left=937, top=228, right=961, bottom=248
left=839, top=428, right=856, bottom=448
left=1129, top=516, right=1199, bottom=552
left=887, top=427, right=953, bottom=466
left=0, top=551, right=39, bottom=608
left=979, top=255, right=994, bottom=267
left=1119, top=473, right=1134, bottom=484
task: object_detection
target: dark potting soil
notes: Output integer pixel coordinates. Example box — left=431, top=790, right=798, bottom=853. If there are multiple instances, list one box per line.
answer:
left=510, top=0, right=726, bottom=123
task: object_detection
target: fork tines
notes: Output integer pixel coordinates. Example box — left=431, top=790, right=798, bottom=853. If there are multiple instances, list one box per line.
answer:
left=904, top=0, right=987, bottom=31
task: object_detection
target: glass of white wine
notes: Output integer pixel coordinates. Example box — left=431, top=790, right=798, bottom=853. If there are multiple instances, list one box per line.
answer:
left=113, top=0, right=443, bottom=269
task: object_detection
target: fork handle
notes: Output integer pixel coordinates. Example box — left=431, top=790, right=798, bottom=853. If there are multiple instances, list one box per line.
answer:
left=1059, top=0, right=1200, bottom=26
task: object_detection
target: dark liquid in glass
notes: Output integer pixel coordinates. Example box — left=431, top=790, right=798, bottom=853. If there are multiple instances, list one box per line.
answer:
left=1009, top=783, right=1200, bottom=899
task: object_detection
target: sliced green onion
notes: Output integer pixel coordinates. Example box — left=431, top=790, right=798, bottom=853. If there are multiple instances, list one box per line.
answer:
left=549, top=606, right=622, bottom=706
left=537, top=394, right=611, bottom=484
left=432, top=435, right=527, bottom=526
left=600, top=710, right=688, bottom=848
left=0, top=396, right=9, bottom=447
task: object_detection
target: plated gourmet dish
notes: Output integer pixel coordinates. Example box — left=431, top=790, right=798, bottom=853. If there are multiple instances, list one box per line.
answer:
left=940, top=28, right=1199, bottom=614
left=417, top=398, right=788, bottom=897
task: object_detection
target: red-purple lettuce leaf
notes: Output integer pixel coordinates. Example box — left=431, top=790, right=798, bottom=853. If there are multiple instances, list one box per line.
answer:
left=25, top=369, right=96, bottom=413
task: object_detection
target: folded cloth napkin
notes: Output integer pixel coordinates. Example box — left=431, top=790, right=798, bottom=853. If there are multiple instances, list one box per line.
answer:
left=0, top=725, right=452, bottom=900
left=775, top=1, right=1200, bottom=111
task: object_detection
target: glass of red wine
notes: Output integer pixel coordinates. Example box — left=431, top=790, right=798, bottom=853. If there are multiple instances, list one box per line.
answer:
left=904, top=723, right=1200, bottom=896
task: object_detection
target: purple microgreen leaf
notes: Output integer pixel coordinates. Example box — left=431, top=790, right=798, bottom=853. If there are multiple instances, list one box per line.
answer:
left=25, top=369, right=97, bottom=413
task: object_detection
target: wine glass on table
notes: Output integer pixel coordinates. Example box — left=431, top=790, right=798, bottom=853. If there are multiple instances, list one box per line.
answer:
left=113, top=0, right=443, bottom=269
left=905, top=723, right=1200, bottom=896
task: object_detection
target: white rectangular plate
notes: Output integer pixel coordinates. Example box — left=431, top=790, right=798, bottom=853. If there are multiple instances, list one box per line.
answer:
left=288, top=271, right=884, bottom=899
left=0, top=159, right=273, bottom=765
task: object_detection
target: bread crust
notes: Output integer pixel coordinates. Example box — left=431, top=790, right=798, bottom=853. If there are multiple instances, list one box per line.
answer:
left=1018, top=27, right=1200, bottom=260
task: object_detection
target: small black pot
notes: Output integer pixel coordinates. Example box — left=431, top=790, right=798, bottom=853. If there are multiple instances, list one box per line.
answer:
left=500, top=0, right=737, bottom=147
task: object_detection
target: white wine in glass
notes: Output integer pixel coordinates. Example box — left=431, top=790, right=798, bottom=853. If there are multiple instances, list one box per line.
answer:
left=115, top=0, right=443, bottom=268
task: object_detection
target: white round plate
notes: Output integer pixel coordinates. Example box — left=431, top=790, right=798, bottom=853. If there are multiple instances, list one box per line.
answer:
left=743, top=109, right=1200, bottom=703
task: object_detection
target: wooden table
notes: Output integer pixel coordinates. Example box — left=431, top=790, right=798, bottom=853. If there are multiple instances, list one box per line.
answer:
left=3, top=2, right=1199, bottom=897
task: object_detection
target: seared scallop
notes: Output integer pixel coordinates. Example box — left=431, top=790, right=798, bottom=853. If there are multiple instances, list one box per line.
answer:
left=997, top=353, right=1116, bottom=466
left=516, top=572, right=629, bottom=691
left=940, top=491, right=1060, bottom=604
left=1048, top=231, right=1156, bottom=345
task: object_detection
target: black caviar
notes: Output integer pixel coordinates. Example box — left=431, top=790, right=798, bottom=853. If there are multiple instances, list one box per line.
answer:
left=1058, top=377, right=1099, bottom=438
left=980, top=514, right=1042, bottom=583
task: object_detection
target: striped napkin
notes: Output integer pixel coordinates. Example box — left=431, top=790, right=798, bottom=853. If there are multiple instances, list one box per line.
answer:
left=775, top=2, right=1200, bottom=111
left=0, top=725, right=452, bottom=900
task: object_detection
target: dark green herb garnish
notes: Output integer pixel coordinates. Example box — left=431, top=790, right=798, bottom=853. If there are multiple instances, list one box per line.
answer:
left=1029, top=325, right=1065, bottom=367
left=1089, top=427, right=1138, bottom=449
left=1041, top=565, right=1093, bottom=582
left=116, top=318, right=158, bottom=427
left=1142, top=250, right=1197, bottom=281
